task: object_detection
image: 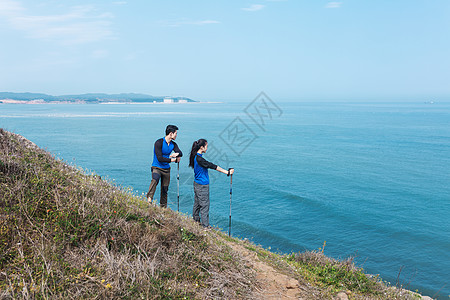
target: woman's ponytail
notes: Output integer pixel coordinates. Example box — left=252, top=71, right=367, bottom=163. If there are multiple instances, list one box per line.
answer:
left=189, top=139, right=207, bottom=168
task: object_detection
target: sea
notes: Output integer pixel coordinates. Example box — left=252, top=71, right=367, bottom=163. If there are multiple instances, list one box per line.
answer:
left=1, top=101, right=449, bottom=299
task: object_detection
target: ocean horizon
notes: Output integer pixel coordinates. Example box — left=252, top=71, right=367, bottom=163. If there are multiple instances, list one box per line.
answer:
left=1, top=101, right=449, bottom=299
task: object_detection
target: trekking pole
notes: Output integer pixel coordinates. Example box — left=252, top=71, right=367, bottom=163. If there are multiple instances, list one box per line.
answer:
left=177, top=161, right=180, bottom=212
left=228, top=169, right=233, bottom=236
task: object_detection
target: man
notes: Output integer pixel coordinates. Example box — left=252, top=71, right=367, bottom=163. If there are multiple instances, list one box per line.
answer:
left=146, top=125, right=182, bottom=208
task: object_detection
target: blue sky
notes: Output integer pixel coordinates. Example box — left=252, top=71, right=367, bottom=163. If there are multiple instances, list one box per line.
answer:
left=0, top=0, right=449, bottom=101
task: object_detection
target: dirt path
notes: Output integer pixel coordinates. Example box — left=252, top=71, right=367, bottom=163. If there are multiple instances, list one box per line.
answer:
left=229, top=243, right=305, bottom=299
left=228, top=242, right=434, bottom=300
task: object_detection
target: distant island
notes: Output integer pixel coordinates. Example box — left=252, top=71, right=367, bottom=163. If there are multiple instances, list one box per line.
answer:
left=0, top=92, right=196, bottom=104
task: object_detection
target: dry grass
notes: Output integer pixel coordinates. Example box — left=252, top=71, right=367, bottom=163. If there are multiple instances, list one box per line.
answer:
left=0, top=129, right=255, bottom=299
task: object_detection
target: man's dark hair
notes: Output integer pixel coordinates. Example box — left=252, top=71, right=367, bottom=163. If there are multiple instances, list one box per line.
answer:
left=165, top=125, right=178, bottom=136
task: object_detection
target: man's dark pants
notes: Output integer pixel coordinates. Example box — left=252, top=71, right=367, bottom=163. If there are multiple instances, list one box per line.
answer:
left=147, top=167, right=171, bottom=208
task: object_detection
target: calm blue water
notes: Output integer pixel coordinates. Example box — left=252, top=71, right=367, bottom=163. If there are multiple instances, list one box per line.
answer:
left=1, top=102, right=449, bottom=298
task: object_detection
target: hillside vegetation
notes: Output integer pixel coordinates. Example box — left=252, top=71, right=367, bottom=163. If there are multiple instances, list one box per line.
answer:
left=0, top=129, right=431, bottom=299
left=0, top=129, right=253, bottom=299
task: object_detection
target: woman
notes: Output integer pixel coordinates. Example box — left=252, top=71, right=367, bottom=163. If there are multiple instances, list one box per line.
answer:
left=189, top=139, right=234, bottom=228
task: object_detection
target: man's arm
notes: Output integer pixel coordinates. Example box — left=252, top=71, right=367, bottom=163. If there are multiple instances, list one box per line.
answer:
left=172, top=142, right=183, bottom=157
left=154, top=139, right=172, bottom=163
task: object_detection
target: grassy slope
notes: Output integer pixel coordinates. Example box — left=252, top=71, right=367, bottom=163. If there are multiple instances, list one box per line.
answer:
left=0, top=129, right=254, bottom=299
left=0, top=129, right=427, bottom=299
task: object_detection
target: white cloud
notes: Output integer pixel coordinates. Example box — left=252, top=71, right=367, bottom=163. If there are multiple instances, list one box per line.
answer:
left=325, top=2, right=342, bottom=8
left=160, top=19, right=221, bottom=27
left=91, top=49, right=109, bottom=59
left=0, top=1, right=114, bottom=44
left=0, top=0, right=23, bottom=15
left=241, top=4, right=266, bottom=12
left=191, top=20, right=220, bottom=25
left=124, top=53, right=136, bottom=61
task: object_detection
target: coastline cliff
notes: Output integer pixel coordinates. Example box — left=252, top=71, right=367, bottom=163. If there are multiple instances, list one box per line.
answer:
left=0, top=129, right=433, bottom=299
